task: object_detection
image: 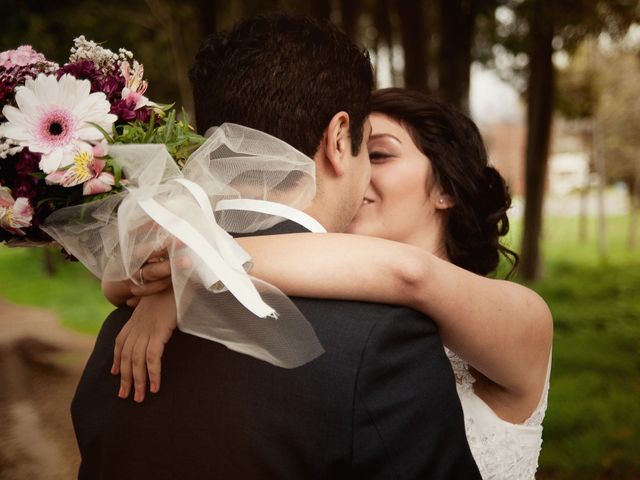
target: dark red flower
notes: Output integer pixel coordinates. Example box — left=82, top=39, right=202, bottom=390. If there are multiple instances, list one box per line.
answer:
left=15, top=148, right=40, bottom=176
left=110, top=98, right=137, bottom=122
left=57, top=60, right=100, bottom=84
left=135, top=106, right=153, bottom=123
left=98, top=74, right=125, bottom=101
left=13, top=149, right=41, bottom=201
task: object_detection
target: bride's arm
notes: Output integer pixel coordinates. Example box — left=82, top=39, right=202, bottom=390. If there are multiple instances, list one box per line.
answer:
left=102, top=256, right=174, bottom=307
left=237, top=233, right=553, bottom=399
left=102, top=279, right=133, bottom=307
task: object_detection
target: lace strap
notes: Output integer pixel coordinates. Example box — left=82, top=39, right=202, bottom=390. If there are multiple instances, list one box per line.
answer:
left=445, top=348, right=476, bottom=394
left=523, top=348, right=552, bottom=426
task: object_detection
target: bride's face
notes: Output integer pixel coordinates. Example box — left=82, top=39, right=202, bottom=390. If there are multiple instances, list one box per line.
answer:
left=347, top=113, right=446, bottom=252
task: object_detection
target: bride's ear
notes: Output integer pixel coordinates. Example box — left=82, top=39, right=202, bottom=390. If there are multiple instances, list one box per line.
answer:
left=320, top=111, right=351, bottom=178
left=435, top=194, right=455, bottom=210
left=432, top=185, right=455, bottom=210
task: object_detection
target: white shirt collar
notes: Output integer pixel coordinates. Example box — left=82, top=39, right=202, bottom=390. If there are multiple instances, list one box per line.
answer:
left=215, top=199, right=327, bottom=233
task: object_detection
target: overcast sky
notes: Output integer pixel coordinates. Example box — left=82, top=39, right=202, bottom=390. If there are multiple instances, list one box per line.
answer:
left=374, top=47, right=523, bottom=125
left=470, top=63, right=523, bottom=124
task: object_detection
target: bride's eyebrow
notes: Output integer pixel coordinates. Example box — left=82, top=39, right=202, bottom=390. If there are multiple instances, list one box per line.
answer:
left=369, top=133, right=402, bottom=145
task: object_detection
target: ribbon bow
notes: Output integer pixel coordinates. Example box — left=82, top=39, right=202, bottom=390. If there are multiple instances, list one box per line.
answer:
left=43, top=124, right=324, bottom=368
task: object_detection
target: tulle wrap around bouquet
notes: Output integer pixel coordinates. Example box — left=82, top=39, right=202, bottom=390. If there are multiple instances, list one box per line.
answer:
left=0, top=38, right=323, bottom=368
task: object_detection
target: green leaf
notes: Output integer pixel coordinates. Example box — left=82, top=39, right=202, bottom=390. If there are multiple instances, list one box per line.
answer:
left=163, top=109, right=176, bottom=144
left=87, top=122, right=115, bottom=144
left=141, top=111, right=156, bottom=143
left=107, top=158, right=123, bottom=185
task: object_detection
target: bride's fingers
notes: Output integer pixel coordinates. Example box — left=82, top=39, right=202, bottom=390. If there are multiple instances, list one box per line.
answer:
left=129, top=278, right=173, bottom=298
left=118, top=325, right=140, bottom=399
left=129, top=256, right=192, bottom=293
left=131, top=335, right=150, bottom=403
left=141, top=256, right=192, bottom=281
left=112, top=319, right=134, bottom=375
left=147, top=247, right=169, bottom=262
left=146, top=336, right=166, bottom=394
left=133, top=260, right=172, bottom=285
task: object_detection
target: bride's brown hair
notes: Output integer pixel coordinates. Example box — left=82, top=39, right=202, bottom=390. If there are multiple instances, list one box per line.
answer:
left=371, top=88, right=518, bottom=277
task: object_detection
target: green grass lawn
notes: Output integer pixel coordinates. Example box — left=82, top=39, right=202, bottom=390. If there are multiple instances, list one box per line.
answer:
left=0, top=246, right=113, bottom=333
left=0, top=213, right=638, bottom=478
left=513, top=215, right=640, bottom=479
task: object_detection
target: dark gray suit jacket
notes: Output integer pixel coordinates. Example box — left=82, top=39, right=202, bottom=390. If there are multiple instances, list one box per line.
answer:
left=72, top=220, right=481, bottom=479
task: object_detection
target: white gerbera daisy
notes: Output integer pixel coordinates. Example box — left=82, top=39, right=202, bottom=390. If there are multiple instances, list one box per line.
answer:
left=0, top=73, right=117, bottom=173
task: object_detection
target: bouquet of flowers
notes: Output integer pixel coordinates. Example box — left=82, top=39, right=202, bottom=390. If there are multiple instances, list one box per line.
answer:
left=0, top=36, right=203, bottom=244
left=0, top=37, right=324, bottom=368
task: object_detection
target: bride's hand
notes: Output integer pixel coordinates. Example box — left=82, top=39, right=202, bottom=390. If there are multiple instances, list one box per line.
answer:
left=125, top=255, right=174, bottom=307
left=111, top=288, right=177, bottom=403
left=101, top=250, right=173, bottom=307
left=125, top=252, right=194, bottom=307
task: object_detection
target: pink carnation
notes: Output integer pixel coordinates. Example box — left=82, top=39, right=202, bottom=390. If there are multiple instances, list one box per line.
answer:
left=0, top=46, right=47, bottom=69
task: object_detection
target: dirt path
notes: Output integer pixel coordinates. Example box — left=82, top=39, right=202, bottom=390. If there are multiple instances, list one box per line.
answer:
left=0, top=299, right=94, bottom=480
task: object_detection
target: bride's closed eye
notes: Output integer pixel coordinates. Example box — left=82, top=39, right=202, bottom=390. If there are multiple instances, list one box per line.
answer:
left=367, top=134, right=402, bottom=163
left=368, top=151, right=394, bottom=163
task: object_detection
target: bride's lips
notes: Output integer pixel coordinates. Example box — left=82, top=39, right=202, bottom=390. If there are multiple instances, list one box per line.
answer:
left=362, top=197, right=374, bottom=205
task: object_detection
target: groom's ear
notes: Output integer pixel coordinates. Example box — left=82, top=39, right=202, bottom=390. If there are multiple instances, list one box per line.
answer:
left=320, top=111, right=351, bottom=178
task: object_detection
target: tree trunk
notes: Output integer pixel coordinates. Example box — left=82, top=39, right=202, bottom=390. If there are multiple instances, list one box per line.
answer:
left=396, top=0, right=429, bottom=92
left=519, top=3, right=555, bottom=281
left=194, top=0, right=217, bottom=38
left=242, top=0, right=279, bottom=15
left=437, top=0, right=476, bottom=113
left=374, top=0, right=394, bottom=88
left=310, top=0, right=332, bottom=19
left=593, top=119, right=607, bottom=259
left=340, top=0, right=359, bottom=39
left=42, top=248, right=56, bottom=276
left=578, top=185, right=589, bottom=243
left=578, top=129, right=592, bottom=243
left=145, top=0, right=194, bottom=117
left=629, top=171, right=640, bottom=249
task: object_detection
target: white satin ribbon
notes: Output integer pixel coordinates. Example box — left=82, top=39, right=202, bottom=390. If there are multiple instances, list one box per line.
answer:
left=135, top=178, right=276, bottom=319
left=215, top=199, right=327, bottom=233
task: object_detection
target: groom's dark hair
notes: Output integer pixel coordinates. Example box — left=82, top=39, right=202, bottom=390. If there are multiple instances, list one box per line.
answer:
left=189, top=13, right=373, bottom=157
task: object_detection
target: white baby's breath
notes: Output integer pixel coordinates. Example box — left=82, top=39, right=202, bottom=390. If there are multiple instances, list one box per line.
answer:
left=0, top=140, right=23, bottom=159
left=69, top=35, right=134, bottom=74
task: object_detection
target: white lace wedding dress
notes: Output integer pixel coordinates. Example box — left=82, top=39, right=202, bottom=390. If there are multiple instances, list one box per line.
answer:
left=446, top=349, right=551, bottom=479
